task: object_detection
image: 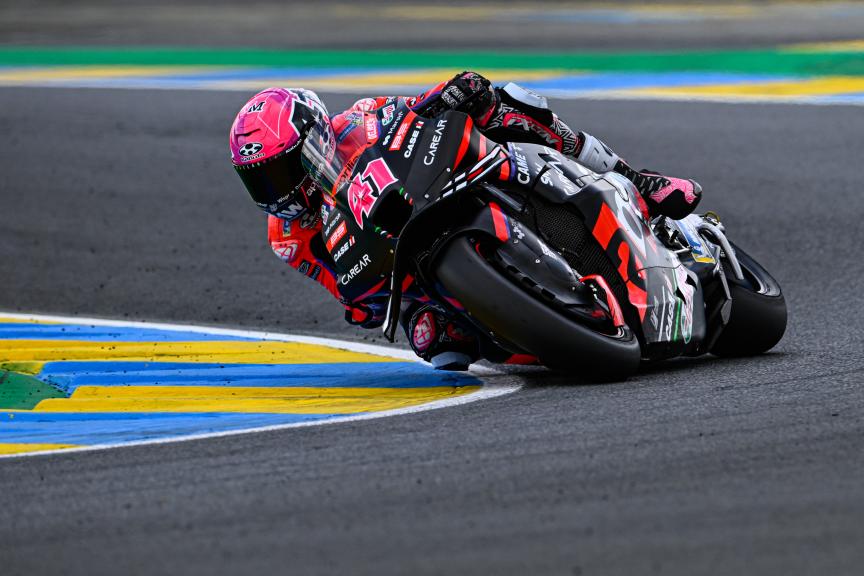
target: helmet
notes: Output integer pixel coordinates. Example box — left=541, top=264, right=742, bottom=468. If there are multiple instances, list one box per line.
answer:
left=230, top=88, right=330, bottom=220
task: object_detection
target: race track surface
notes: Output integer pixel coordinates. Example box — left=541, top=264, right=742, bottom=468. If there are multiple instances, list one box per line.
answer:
left=2, top=0, right=864, bottom=571
left=2, top=84, right=863, bottom=574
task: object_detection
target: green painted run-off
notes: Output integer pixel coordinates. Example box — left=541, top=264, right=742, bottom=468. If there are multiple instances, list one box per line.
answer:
left=1, top=47, right=863, bottom=76
left=0, top=370, right=65, bottom=410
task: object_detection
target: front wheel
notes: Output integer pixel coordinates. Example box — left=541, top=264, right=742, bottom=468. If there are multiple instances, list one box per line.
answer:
left=710, top=244, right=787, bottom=357
left=433, top=235, right=641, bottom=381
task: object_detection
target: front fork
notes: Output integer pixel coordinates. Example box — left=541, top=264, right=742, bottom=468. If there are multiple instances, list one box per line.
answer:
left=656, top=213, right=741, bottom=352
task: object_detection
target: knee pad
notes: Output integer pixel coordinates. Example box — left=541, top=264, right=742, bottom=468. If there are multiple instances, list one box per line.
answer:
left=575, top=132, right=620, bottom=173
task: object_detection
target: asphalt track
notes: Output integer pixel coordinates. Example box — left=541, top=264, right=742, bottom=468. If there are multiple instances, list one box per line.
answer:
left=2, top=2, right=864, bottom=571
left=2, top=82, right=863, bottom=574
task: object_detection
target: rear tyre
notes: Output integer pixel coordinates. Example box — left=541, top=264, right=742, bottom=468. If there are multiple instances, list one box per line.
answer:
left=434, top=236, right=641, bottom=381
left=710, top=244, right=787, bottom=357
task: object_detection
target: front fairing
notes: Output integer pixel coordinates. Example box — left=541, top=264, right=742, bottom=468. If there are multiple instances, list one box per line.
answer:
left=301, top=102, right=477, bottom=302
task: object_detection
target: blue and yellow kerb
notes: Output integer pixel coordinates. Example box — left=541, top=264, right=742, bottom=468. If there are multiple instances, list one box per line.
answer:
left=0, top=315, right=483, bottom=457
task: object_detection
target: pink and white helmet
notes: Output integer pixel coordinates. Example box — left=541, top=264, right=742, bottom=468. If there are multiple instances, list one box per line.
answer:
left=230, top=87, right=330, bottom=220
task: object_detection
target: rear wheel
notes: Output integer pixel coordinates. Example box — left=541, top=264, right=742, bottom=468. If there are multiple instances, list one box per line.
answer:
left=434, top=235, right=641, bottom=381
left=710, top=244, right=787, bottom=356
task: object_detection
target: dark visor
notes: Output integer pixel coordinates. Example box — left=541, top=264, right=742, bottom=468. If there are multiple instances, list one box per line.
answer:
left=300, top=121, right=341, bottom=195
left=234, top=147, right=306, bottom=211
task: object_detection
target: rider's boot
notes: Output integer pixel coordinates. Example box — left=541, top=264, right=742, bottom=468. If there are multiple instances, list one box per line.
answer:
left=404, top=304, right=480, bottom=371
left=575, top=132, right=703, bottom=220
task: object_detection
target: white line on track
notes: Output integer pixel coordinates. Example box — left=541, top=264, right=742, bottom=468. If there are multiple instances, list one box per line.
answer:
left=0, top=312, right=522, bottom=460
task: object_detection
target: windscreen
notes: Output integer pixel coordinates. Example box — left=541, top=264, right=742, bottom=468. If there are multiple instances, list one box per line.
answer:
left=300, top=121, right=342, bottom=195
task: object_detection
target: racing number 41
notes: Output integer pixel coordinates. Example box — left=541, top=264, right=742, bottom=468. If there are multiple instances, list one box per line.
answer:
left=347, top=158, right=398, bottom=229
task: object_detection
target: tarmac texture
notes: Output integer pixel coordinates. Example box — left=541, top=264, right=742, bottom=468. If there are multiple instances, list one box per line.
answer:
left=2, top=86, right=863, bottom=576
left=1, top=1, right=864, bottom=574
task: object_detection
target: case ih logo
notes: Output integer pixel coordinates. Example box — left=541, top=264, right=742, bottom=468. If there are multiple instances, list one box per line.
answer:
left=347, top=158, right=398, bottom=229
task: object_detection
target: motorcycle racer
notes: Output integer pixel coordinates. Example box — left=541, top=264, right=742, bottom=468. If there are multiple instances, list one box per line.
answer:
left=229, top=72, right=703, bottom=370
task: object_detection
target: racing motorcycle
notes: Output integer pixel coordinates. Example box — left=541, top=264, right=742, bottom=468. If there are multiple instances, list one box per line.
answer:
left=301, top=100, right=787, bottom=380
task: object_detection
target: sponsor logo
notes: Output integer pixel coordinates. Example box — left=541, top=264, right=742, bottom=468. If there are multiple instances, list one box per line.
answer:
left=336, top=120, right=359, bottom=143
left=381, top=110, right=405, bottom=148
left=512, top=146, right=531, bottom=185
left=273, top=240, right=299, bottom=263
left=323, top=208, right=342, bottom=236
left=339, top=253, right=372, bottom=285
left=239, top=142, right=263, bottom=157
left=441, top=86, right=462, bottom=108
left=333, top=236, right=354, bottom=262
left=386, top=110, right=404, bottom=134
left=423, top=118, right=448, bottom=166
left=298, top=260, right=311, bottom=275
left=660, top=274, right=676, bottom=341
left=404, top=121, right=424, bottom=159
left=381, top=104, right=396, bottom=126
left=347, top=158, right=399, bottom=229
left=320, top=202, right=332, bottom=227
left=238, top=141, right=265, bottom=162
left=273, top=200, right=306, bottom=221
left=246, top=102, right=264, bottom=113
left=325, top=221, right=348, bottom=251
left=389, top=116, right=414, bottom=151
left=675, top=266, right=695, bottom=343
left=309, top=265, right=321, bottom=281
left=365, top=117, right=379, bottom=141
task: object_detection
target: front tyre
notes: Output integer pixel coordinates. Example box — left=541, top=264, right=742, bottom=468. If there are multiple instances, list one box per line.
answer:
left=434, top=236, right=641, bottom=381
left=710, top=244, right=787, bottom=357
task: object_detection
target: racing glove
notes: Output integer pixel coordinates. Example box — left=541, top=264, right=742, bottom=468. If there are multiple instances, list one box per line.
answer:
left=426, top=71, right=498, bottom=121
left=344, top=302, right=384, bottom=329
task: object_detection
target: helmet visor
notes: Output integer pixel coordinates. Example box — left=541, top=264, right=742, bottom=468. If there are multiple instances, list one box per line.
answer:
left=235, top=147, right=308, bottom=219
left=300, top=120, right=341, bottom=194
